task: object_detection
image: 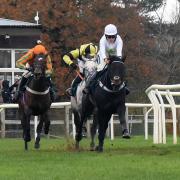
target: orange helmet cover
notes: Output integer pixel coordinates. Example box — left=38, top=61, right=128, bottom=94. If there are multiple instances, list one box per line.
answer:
left=33, top=45, right=47, bottom=55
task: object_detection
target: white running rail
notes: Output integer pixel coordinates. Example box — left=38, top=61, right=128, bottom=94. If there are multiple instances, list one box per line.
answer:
left=146, top=84, right=180, bottom=144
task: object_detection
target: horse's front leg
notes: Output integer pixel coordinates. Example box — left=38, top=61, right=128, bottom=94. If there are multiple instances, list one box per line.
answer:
left=90, top=113, right=98, bottom=151
left=34, top=115, right=44, bottom=149
left=21, top=113, right=31, bottom=150
left=73, top=111, right=83, bottom=149
left=96, top=112, right=111, bottom=152
left=117, top=104, right=130, bottom=139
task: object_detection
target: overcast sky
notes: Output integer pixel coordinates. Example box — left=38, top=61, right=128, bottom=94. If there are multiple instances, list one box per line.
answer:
left=150, top=0, right=179, bottom=23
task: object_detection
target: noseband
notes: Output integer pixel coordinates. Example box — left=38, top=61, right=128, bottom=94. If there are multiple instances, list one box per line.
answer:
left=99, top=60, right=125, bottom=93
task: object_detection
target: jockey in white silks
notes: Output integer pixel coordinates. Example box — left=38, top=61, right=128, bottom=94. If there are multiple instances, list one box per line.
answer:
left=97, top=24, right=123, bottom=71
left=83, top=24, right=129, bottom=95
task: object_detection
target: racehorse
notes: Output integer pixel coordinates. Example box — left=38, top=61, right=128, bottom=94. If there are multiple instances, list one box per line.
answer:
left=18, top=54, right=51, bottom=150
left=75, top=55, right=130, bottom=152
left=71, top=59, right=97, bottom=148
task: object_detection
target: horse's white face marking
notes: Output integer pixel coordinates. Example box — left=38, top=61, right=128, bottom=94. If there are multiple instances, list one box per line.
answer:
left=84, top=61, right=97, bottom=77
left=38, top=57, right=43, bottom=61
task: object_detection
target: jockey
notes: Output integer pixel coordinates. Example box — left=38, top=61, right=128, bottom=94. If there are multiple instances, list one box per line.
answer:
left=14, top=41, right=55, bottom=102
left=63, top=43, right=98, bottom=96
left=83, top=24, right=129, bottom=95
left=1, top=80, right=18, bottom=103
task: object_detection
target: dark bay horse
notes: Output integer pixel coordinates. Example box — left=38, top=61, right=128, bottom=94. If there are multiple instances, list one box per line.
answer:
left=75, top=56, right=130, bottom=152
left=18, top=54, right=51, bottom=150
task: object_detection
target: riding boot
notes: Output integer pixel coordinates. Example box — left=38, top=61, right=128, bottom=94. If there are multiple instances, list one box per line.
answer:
left=46, top=76, right=55, bottom=102
left=50, top=87, right=55, bottom=102
left=66, top=75, right=82, bottom=97
left=124, top=81, right=130, bottom=95
left=13, top=76, right=28, bottom=102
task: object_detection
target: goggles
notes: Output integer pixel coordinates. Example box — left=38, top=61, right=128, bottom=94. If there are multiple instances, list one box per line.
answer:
left=82, top=54, right=97, bottom=62
left=105, top=35, right=117, bottom=39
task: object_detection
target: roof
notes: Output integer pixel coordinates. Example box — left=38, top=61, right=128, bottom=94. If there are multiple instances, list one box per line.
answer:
left=0, top=18, right=41, bottom=27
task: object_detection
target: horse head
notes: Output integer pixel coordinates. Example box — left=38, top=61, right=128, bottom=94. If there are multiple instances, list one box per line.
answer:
left=83, top=59, right=97, bottom=80
left=33, top=54, right=47, bottom=79
left=108, top=56, right=126, bottom=88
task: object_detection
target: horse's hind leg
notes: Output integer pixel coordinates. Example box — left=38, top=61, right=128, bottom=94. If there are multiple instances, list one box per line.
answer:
left=43, top=112, right=50, bottom=135
left=34, top=116, right=44, bottom=149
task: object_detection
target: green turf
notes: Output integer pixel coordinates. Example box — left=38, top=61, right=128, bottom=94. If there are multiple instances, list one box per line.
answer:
left=0, top=136, right=180, bottom=180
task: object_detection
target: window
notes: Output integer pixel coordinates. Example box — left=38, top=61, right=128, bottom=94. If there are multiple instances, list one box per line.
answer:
left=0, top=49, right=28, bottom=85
left=0, top=50, right=11, bottom=68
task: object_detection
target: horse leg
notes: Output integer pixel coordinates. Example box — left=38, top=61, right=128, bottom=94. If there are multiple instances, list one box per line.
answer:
left=21, top=113, right=31, bottom=150
left=34, top=115, right=44, bottom=149
left=73, top=111, right=82, bottom=149
left=90, top=112, right=98, bottom=151
left=43, top=111, right=50, bottom=135
left=96, top=112, right=111, bottom=152
left=117, top=105, right=130, bottom=139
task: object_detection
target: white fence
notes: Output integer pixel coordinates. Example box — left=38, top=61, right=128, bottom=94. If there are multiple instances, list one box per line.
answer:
left=146, top=84, right=180, bottom=144
left=0, top=102, right=154, bottom=140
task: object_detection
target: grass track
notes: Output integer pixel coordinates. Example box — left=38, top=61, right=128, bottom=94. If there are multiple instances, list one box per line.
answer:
left=0, top=136, right=180, bottom=180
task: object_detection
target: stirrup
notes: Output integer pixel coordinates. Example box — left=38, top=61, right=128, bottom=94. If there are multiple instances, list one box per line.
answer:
left=66, top=88, right=72, bottom=96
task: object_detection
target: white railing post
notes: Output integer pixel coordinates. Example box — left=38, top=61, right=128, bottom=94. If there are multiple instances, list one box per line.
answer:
left=144, top=107, right=153, bottom=140
left=64, top=106, right=70, bottom=138
left=72, top=113, right=76, bottom=139
left=0, top=108, right=5, bottom=138
left=110, top=115, right=114, bottom=140
left=166, top=91, right=177, bottom=144
left=146, top=84, right=180, bottom=144
left=34, top=116, right=38, bottom=139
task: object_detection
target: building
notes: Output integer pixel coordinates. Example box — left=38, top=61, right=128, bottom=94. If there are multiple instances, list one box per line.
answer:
left=0, top=18, right=42, bottom=85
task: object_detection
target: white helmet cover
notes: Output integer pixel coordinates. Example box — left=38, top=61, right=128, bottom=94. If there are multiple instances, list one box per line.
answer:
left=104, top=24, right=117, bottom=35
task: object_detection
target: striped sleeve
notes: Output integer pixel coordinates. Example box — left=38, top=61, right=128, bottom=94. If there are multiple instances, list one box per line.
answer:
left=16, top=50, right=34, bottom=69
left=63, top=48, right=80, bottom=66
left=46, top=55, right=53, bottom=75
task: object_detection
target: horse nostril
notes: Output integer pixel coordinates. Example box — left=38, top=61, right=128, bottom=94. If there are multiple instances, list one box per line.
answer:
left=114, top=76, right=120, bottom=80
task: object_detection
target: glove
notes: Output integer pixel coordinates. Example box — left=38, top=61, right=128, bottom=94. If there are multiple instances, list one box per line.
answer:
left=70, top=63, right=78, bottom=70
left=104, top=58, right=110, bottom=64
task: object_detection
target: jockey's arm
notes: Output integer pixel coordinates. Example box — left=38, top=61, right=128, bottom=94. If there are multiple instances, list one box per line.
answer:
left=116, top=35, right=123, bottom=58
left=63, top=48, right=80, bottom=66
left=46, top=55, right=53, bottom=75
left=16, top=50, right=34, bottom=69
left=99, top=36, right=107, bottom=63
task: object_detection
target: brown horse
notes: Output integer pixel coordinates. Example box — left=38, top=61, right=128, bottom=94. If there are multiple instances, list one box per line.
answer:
left=18, top=54, right=51, bottom=150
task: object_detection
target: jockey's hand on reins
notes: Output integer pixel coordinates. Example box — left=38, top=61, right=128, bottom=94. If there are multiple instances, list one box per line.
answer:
left=104, top=58, right=110, bottom=64
left=25, top=67, right=33, bottom=72
left=70, top=63, right=78, bottom=71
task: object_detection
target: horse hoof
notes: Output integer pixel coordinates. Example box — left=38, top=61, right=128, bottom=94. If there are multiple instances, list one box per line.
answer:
left=75, top=142, right=79, bottom=150
left=122, top=133, right=131, bottom=139
left=95, top=146, right=103, bottom=152
left=34, top=143, right=40, bottom=149
left=25, top=142, right=28, bottom=150
left=90, top=143, right=95, bottom=151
